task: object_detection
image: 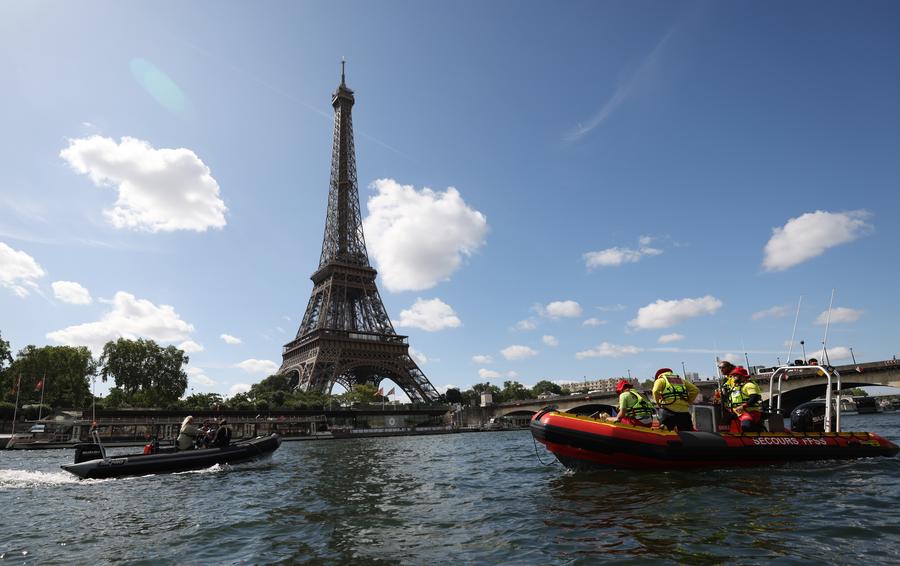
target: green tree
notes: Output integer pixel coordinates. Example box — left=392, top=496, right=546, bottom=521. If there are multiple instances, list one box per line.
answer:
left=531, top=380, right=562, bottom=397
left=184, top=392, right=225, bottom=410
left=445, top=387, right=463, bottom=404
left=226, top=392, right=254, bottom=411
left=5, top=345, right=96, bottom=409
left=499, top=380, right=529, bottom=402
left=0, top=331, right=12, bottom=373
left=99, top=338, right=188, bottom=407
left=341, top=383, right=378, bottom=405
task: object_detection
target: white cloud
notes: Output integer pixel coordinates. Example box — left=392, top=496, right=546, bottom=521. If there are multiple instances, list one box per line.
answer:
left=363, top=179, right=488, bottom=292
left=409, top=347, right=430, bottom=365
left=220, top=333, right=242, bottom=345
left=478, top=368, right=501, bottom=379
left=0, top=242, right=45, bottom=297
left=583, top=242, right=663, bottom=269
left=60, top=135, right=227, bottom=232
left=178, top=340, right=204, bottom=353
left=51, top=281, right=92, bottom=305
left=576, top=342, right=642, bottom=359
left=478, top=368, right=518, bottom=380
left=515, top=318, right=538, bottom=331
left=815, top=307, right=863, bottom=325
left=752, top=305, right=790, bottom=320
left=394, top=298, right=461, bottom=331
left=807, top=346, right=852, bottom=363
left=629, top=296, right=723, bottom=330
left=229, top=383, right=251, bottom=396
left=763, top=210, right=872, bottom=271
left=582, top=317, right=607, bottom=327
left=46, top=291, right=194, bottom=353
left=542, top=335, right=559, bottom=347
left=471, top=355, right=493, bottom=364
left=501, top=345, right=538, bottom=361
left=720, top=352, right=743, bottom=365
left=538, top=300, right=583, bottom=319
left=186, top=367, right=216, bottom=387
left=236, top=359, right=279, bottom=375
left=658, top=333, right=685, bottom=344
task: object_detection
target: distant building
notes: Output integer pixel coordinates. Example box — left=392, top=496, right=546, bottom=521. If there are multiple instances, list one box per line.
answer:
left=480, top=392, right=493, bottom=407
left=684, top=372, right=700, bottom=381
left=562, top=377, right=638, bottom=395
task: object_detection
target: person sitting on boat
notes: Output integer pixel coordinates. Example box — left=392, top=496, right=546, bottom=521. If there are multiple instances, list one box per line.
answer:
left=652, top=368, right=699, bottom=431
left=212, top=419, right=232, bottom=448
left=177, top=415, right=201, bottom=450
left=613, top=379, right=655, bottom=428
left=728, top=367, right=765, bottom=432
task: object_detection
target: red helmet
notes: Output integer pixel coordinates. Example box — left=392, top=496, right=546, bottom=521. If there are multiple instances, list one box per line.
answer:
left=616, top=379, right=633, bottom=394
left=729, top=366, right=750, bottom=379
left=655, top=368, right=673, bottom=379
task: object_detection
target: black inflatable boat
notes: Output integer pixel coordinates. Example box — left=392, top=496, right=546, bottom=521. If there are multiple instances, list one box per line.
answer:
left=61, top=433, right=281, bottom=479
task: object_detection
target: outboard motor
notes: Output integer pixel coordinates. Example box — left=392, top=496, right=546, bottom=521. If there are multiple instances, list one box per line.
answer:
left=73, top=443, right=103, bottom=464
left=791, top=401, right=828, bottom=432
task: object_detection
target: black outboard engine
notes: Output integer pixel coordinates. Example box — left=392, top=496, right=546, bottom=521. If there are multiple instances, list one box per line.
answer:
left=791, top=401, right=829, bottom=432
left=73, top=443, right=103, bottom=464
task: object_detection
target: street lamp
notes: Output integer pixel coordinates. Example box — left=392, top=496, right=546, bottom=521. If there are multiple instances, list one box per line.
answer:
left=681, top=361, right=687, bottom=378
left=850, top=347, right=857, bottom=364
left=800, top=340, right=807, bottom=363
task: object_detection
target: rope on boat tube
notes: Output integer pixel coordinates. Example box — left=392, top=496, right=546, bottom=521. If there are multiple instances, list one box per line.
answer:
left=532, top=435, right=559, bottom=467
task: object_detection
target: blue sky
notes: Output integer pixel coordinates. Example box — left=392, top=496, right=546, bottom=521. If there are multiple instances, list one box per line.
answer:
left=2, top=1, right=899, bottom=400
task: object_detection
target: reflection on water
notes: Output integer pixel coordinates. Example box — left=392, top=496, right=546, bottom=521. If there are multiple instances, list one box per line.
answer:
left=1, top=413, right=899, bottom=564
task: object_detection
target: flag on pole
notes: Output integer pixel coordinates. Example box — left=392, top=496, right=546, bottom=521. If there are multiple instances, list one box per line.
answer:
left=376, top=387, right=384, bottom=396
left=35, top=379, right=44, bottom=391
left=11, top=375, right=20, bottom=395
left=387, top=387, right=395, bottom=396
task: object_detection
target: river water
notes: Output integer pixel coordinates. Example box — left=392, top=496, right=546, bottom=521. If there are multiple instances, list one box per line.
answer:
left=1, top=412, right=899, bottom=565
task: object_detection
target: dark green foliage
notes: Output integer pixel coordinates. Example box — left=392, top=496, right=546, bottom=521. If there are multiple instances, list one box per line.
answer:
left=4, top=345, right=96, bottom=409
left=444, top=387, right=463, bottom=404
left=99, top=338, right=188, bottom=407
left=531, top=380, right=562, bottom=397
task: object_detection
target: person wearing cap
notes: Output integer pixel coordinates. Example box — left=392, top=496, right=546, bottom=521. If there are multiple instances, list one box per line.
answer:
left=728, top=366, right=764, bottom=432
left=652, top=368, right=699, bottom=431
left=613, top=379, right=655, bottom=428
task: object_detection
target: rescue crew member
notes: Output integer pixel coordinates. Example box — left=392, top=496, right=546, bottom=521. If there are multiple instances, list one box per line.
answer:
left=177, top=415, right=201, bottom=450
left=613, top=379, right=655, bottom=428
left=714, top=361, right=737, bottom=427
left=652, top=368, right=699, bottom=431
left=729, top=366, right=764, bottom=432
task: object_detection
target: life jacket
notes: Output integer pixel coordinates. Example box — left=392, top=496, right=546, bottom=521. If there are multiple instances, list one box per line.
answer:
left=656, top=372, right=689, bottom=406
left=729, top=380, right=761, bottom=413
left=621, top=390, right=655, bottom=419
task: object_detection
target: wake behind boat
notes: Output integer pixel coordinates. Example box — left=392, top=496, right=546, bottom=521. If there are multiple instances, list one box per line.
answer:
left=61, top=433, right=281, bottom=479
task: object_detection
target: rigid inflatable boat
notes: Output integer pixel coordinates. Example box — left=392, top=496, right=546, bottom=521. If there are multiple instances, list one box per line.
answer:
left=530, top=409, right=898, bottom=470
left=61, top=433, right=281, bottom=479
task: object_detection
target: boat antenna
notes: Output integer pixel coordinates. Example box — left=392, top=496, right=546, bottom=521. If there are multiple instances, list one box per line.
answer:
left=742, top=338, right=751, bottom=373
left=785, top=296, right=802, bottom=366
left=821, top=288, right=835, bottom=366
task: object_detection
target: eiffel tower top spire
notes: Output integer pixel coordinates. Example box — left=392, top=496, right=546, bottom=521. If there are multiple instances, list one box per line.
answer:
left=319, top=61, right=366, bottom=269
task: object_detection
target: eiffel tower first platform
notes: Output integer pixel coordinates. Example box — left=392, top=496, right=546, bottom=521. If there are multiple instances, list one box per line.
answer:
left=280, top=66, right=441, bottom=403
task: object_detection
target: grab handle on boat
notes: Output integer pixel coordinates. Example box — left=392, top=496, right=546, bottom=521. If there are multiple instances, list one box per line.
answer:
left=771, top=365, right=842, bottom=432
left=90, top=427, right=108, bottom=461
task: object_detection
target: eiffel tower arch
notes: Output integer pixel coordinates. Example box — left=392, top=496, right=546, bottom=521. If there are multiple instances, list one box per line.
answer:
left=280, top=65, right=440, bottom=403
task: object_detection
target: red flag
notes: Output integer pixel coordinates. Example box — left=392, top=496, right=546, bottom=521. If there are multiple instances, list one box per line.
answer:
left=11, top=376, right=20, bottom=395
left=35, top=379, right=44, bottom=391
left=387, top=387, right=395, bottom=396
left=376, top=387, right=384, bottom=396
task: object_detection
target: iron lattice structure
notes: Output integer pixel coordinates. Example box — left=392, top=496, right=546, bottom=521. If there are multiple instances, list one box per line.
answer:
left=280, top=68, right=440, bottom=403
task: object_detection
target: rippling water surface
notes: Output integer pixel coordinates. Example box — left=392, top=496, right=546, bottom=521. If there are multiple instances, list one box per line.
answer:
left=2, top=412, right=900, bottom=564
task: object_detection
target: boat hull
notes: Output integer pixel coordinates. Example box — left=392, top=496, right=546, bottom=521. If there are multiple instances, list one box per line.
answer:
left=61, top=434, right=282, bottom=479
left=531, top=411, right=898, bottom=470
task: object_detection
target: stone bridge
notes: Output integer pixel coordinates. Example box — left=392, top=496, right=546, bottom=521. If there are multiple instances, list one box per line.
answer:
left=492, top=359, right=900, bottom=419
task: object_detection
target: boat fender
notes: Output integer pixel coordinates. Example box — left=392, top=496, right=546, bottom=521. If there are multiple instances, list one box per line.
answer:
left=143, top=443, right=152, bottom=455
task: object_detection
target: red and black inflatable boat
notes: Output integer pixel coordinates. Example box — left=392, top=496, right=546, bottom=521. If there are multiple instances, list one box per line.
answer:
left=531, top=409, right=898, bottom=470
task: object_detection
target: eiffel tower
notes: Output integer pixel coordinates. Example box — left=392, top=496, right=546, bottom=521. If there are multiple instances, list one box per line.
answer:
left=280, top=65, right=440, bottom=403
